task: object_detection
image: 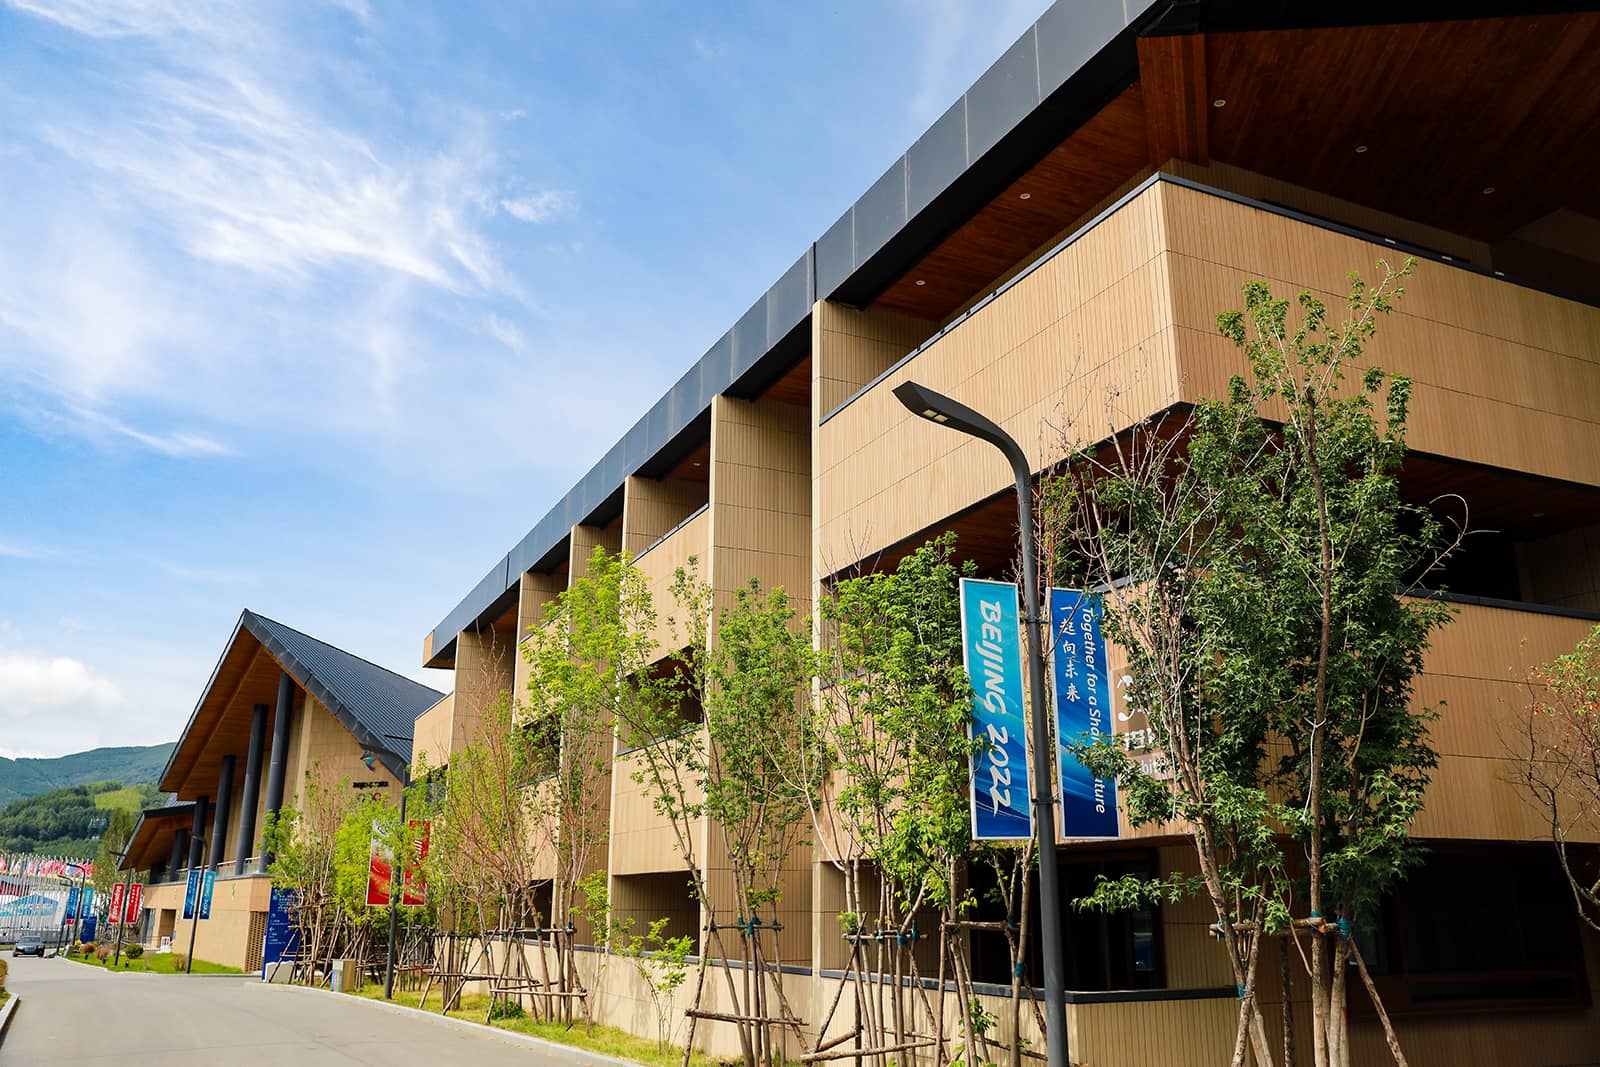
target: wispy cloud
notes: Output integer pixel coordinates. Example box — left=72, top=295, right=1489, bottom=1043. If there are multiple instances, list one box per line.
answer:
left=501, top=190, right=573, bottom=224
left=153, top=559, right=256, bottom=585
left=0, top=541, right=62, bottom=561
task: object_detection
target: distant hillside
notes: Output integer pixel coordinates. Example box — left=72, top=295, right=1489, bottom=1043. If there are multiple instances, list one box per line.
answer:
left=0, top=744, right=175, bottom=805
left=0, top=780, right=165, bottom=859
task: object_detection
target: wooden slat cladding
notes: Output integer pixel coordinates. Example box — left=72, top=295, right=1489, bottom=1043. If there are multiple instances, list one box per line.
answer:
left=1160, top=181, right=1600, bottom=488
left=816, top=184, right=1177, bottom=575
left=1068, top=997, right=1239, bottom=1067
left=608, top=745, right=702, bottom=876
left=812, top=302, right=935, bottom=420
left=630, top=505, right=707, bottom=659
left=409, top=692, right=454, bottom=769
left=622, top=474, right=708, bottom=558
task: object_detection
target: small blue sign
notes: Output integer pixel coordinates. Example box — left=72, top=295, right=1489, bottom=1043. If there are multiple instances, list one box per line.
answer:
left=959, top=577, right=1033, bottom=841
left=262, top=887, right=299, bottom=979
left=1050, top=589, right=1120, bottom=839
left=183, top=869, right=200, bottom=920
left=64, top=886, right=79, bottom=926
left=198, top=870, right=215, bottom=920
left=80, top=915, right=96, bottom=942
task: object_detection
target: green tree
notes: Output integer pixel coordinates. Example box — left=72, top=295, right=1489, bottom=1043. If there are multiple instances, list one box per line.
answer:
left=812, top=535, right=985, bottom=1067
left=1513, top=623, right=1600, bottom=930
left=1046, top=259, right=1453, bottom=1067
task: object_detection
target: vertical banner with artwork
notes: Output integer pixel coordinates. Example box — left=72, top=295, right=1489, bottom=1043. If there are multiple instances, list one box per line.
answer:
left=401, top=821, right=430, bottom=906
left=124, top=881, right=143, bottom=924
left=109, top=882, right=126, bottom=924
left=64, top=885, right=79, bottom=927
left=1050, top=588, right=1120, bottom=839
left=197, top=871, right=215, bottom=920
left=365, top=820, right=392, bottom=907
left=183, top=868, right=200, bottom=920
left=959, top=577, right=1033, bottom=841
left=77, top=886, right=93, bottom=922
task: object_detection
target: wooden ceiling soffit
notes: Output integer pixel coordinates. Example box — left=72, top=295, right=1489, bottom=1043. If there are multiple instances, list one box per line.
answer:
left=1138, top=32, right=1208, bottom=166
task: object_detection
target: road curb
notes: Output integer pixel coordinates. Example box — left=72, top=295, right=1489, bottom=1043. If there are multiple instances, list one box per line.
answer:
left=262, top=982, right=646, bottom=1067
left=0, top=993, right=19, bottom=1049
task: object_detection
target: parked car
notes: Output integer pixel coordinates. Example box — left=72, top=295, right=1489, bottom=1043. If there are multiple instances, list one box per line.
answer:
left=13, top=937, right=46, bottom=957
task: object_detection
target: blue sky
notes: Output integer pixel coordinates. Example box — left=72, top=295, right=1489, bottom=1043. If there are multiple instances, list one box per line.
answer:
left=0, top=0, right=1049, bottom=758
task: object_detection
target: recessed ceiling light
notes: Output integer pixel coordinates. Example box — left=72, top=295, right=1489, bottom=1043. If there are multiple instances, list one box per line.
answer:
left=914, top=279, right=926, bottom=286
left=1355, top=145, right=1368, bottom=154
left=1018, top=192, right=1031, bottom=200
left=1482, top=186, right=1496, bottom=195
left=692, top=461, right=702, bottom=467
left=1533, top=511, right=1546, bottom=518
left=1212, top=99, right=1226, bottom=108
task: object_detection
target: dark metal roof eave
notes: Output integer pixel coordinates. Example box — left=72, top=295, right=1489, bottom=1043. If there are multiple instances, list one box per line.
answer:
left=241, top=611, right=414, bottom=781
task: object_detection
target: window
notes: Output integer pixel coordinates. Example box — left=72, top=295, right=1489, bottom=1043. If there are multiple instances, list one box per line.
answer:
left=1359, top=847, right=1588, bottom=1012
left=968, top=853, right=1162, bottom=992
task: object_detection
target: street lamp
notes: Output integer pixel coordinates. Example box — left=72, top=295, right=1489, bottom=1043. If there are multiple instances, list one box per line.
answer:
left=361, top=742, right=413, bottom=1001
left=892, top=380, right=1071, bottom=1067
left=186, top=835, right=211, bottom=974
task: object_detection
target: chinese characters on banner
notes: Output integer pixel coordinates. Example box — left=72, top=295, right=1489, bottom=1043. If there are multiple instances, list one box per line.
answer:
left=109, top=882, right=126, bottom=924
left=1050, top=589, right=1120, bottom=839
left=125, top=881, right=143, bottom=924
left=959, top=577, right=1033, bottom=841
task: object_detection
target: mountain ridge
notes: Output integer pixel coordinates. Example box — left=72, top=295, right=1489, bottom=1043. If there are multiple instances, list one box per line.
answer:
left=0, top=743, right=176, bottom=805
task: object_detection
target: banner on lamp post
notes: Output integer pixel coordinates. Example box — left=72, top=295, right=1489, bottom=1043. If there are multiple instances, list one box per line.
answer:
left=1050, top=588, right=1120, bottom=839
left=109, top=882, right=126, bottom=924
left=197, top=870, right=214, bottom=920
left=401, top=821, right=429, bottom=906
left=124, top=882, right=143, bottom=924
left=183, top=868, right=200, bottom=920
left=366, top=820, right=392, bottom=907
left=959, top=577, right=1033, bottom=842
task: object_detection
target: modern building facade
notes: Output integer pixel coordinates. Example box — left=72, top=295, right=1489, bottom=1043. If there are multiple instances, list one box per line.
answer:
left=120, top=610, right=441, bottom=971
left=414, top=4, right=1600, bottom=1065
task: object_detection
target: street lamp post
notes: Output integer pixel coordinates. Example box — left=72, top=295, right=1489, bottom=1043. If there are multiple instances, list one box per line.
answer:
left=362, top=743, right=413, bottom=1001
left=186, top=836, right=210, bottom=974
left=892, top=380, right=1071, bottom=1067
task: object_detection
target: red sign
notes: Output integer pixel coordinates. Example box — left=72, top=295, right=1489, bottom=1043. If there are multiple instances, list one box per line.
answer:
left=401, top=821, right=430, bottom=906
left=366, top=819, right=392, bottom=907
left=108, top=882, right=126, bottom=924
left=124, top=882, right=143, bottom=923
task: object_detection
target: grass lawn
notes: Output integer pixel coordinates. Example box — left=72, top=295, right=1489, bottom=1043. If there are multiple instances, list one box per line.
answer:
left=62, top=950, right=242, bottom=975
left=349, top=983, right=732, bottom=1067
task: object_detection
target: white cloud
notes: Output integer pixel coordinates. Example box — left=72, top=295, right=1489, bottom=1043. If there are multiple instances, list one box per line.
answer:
left=0, top=542, right=61, bottom=561
left=0, top=649, right=123, bottom=715
left=500, top=190, right=572, bottom=224
left=484, top=313, right=526, bottom=352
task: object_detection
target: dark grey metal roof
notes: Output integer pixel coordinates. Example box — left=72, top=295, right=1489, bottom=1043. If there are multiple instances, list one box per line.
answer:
left=423, top=0, right=1167, bottom=667
left=245, top=611, right=441, bottom=775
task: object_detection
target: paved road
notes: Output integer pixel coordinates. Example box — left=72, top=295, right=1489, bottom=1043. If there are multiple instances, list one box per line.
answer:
left=3, top=955, right=550, bottom=1065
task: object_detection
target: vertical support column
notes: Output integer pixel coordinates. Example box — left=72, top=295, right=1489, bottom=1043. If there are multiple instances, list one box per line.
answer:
left=169, top=828, right=189, bottom=876
left=262, top=671, right=295, bottom=871
left=235, top=704, right=268, bottom=875
left=208, top=756, right=235, bottom=873
left=187, top=795, right=210, bottom=872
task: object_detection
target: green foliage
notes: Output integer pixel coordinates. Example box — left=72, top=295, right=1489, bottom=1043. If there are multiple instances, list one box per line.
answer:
left=125, top=943, right=143, bottom=959
left=489, top=997, right=526, bottom=1019
left=815, top=534, right=979, bottom=915
left=0, top=781, right=124, bottom=857
left=620, top=916, right=696, bottom=1050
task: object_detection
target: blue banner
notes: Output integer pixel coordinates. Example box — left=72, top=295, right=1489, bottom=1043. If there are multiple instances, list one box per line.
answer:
left=262, top=887, right=300, bottom=978
left=1050, top=589, right=1120, bottom=839
left=64, top=885, right=79, bottom=926
left=77, top=886, right=93, bottom=920
left=959, top=577, right=1033, bottom=841
left=198, top=870, right=215, bottom=920
left=183, top=869, right=200, bottom=920
left=80, top=915, right=96, bottom=942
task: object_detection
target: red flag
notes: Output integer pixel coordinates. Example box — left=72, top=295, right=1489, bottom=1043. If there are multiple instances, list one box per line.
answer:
left=125, top=882, right=143, bottom=923
left=109, top=882, right=126, bottom=924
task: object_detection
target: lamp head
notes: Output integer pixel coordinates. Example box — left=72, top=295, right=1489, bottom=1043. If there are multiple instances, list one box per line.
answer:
left=891, top=380, right=1019, bottom=462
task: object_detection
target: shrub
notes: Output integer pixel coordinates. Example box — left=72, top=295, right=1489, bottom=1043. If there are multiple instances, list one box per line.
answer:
left=125, top=944, right=144, bottom=959
left=488, top=998, right=525, bottom=1020
left=171, top=953, right=187, bottom=971
left=95, top=943, right=112, bottom=961
left=1, top=956, right=9, bottom=989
